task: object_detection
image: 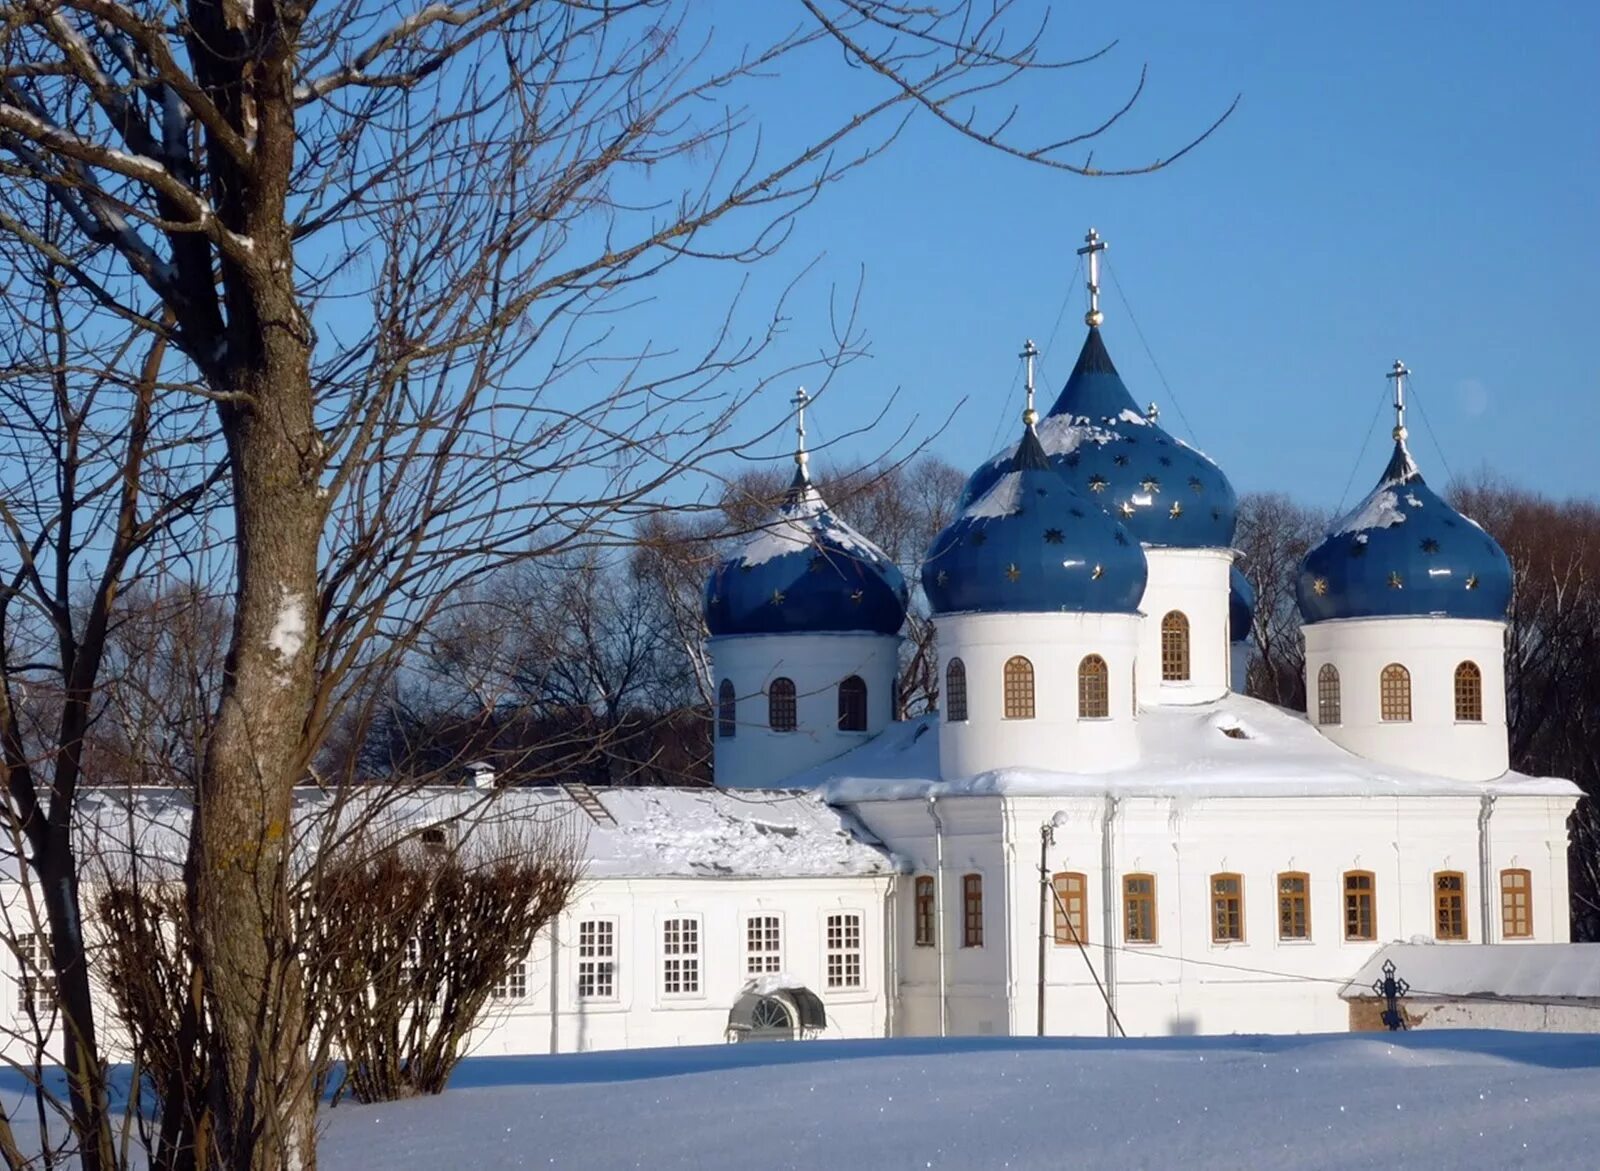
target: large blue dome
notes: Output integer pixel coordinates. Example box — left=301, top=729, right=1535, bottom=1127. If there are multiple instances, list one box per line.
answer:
left=922, top=423, right=1147, bottom=615
left=1229, top=564, right=1256, bottom=643
left=1296, top=440, right=1512, bottom=624
left=960, top=329, right=1237, bottom=549
left=704, top=468, right=908, bottom=637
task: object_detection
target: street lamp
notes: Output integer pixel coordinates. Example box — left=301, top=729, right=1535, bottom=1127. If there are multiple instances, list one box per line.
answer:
left=1037, top=811, right=1068, bottom=1036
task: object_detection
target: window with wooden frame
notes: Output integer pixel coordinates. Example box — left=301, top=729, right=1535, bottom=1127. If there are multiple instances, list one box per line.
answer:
left=661, top=916, right=701, bottom=995
left=1277, top=872, right=1310, bottom=941
left=838, top=675, right=868, bottom=732
left=1123, top=874, right=1156, bottom=943
left=577, top=919, right=617, bottom=1000
left=962, top=873, right=984, bottom=947
left=1500, top=869, right=1532, bottom=939
left=746, top=915, right=782, bottom=975
left=1002, top=656, right=1035, bottom=720
left=1435, top=871, right=1467, bottom=940
left=15, top=932, right=54, bottom=1016
left=826, top=913, right=863, bottom=989
left=1052, top=872, right=1089, bottom=945
left=914, top=875, right=936, bottom=948
left=768, top=677, right=797, bottom=733
left=1161, top=612, right=1191, bottom=682
left=1379, top=663, right=1411, bottom=722
left=1454, top=661, right=1483, bottom=722
left=945, top=658, right=968, bottom=722
left=1343, top=871, right=1376, bottom=941
left=1210, top=873, right=1243, bottom=942
left=1077, top=655, right=1110, bottom=719
left=1317, top=663, right=1341, bottom=726
left=717, top=678, right=736, bottom=739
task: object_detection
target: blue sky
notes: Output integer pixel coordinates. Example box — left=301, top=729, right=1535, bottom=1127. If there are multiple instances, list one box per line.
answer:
left=661, top=0, right=1597, bottom=510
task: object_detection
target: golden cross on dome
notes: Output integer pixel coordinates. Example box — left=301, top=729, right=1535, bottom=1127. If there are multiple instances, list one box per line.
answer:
left=1386, top=360, right=1409, bottom=442
left=791, top=387, right=810, bottom=471
left=1020, top=338, right=1040, bottom=427
left=1076, top=227, right=1108, bottom=327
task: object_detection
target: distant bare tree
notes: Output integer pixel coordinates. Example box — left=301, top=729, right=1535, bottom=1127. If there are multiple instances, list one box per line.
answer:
left=1234, top=493, right=1325, bottom=709
left=0, top=1, right=1230, bottom=1164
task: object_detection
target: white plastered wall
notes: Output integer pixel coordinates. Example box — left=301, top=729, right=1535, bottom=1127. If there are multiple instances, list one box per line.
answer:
left=711, top=631, right=900, bottom=789
left=1136, top=547, right=1234, bottom=706
left=935, top=611, right=1141, bottom=780
left=1302, top=616, right=1509, bottom=781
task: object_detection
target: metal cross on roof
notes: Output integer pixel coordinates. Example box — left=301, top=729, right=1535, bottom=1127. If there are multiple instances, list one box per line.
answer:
left=1077, top=227, right=1108, bottom=327
left=1020, top=338, right=1040, bottom=426
left=1386, top=360, right=1410, bottom=443
left=1371, top=957, right=1410, bottom=1031
left=791, top=386, right=810, bottom=471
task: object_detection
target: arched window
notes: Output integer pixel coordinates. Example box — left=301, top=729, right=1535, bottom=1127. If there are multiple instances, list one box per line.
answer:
left=1435, top=871, right=1466, bottom=940
left=1161, top=611, right=1191, bottom=682
left=1210, top=873, right=1244, bottom=942
left=1078, top=655, right=1109, bottom=719
left=945, top=658, right=968, bottom=723
left=1454, top=661, right=1483, bottom=722
left=838, top=675, right=868, bottom=732
left=1052, top=872, right=1089, bottom=945
left=1317, top=663, right=1341, bottom=726
left=1380, top=663, right=1411, bottom=722
left=1277, top=872, right=1310, bottom=940
left=717, top=679, right=736, bottom=739
left=768, top=677, right=797, bottom=733
left=962, top=873, right=984, bottom=948
left=1343, top=871, right=1375, bottom=941
left=1500, top=869, right=1532, bottom=939
left=1003, top=656, right=1035, bottom=720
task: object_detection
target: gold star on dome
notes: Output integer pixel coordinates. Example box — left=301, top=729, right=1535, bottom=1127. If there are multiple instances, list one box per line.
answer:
left=850, top=588, right=864, bottom=604
left=1005, top=563, right=1022, bottom=582
left=770, top=589, right=786, bottom=606
left=1420, top=538, right=1439, bottom=554
left=1141, top=476, right=1161, bottom=494
left=1043, top=528, right=1064, bottom=544
left=1387, top=571, right=1403, bottom=590
left=808, top=555, right=826, bottom=573
left=1091, top=564, right=1104, bottom=580
left=1189, top=476, right=1204, bottom=494
left=1118, top=501, right=1135, bottom=518
left=1169, top=501, right=1184, bottom=519
left=1088, top=474, right=1109, bottom=494
left=1311, top=577, right=1328, bottom=596
left=936, top=569, right=949, bottom=586
left=1465, top=573, right=1480, bottom=590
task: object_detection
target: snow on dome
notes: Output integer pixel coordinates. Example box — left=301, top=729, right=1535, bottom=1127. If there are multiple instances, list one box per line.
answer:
left=704, top=467, right=908, bottom=638
left=959, top=328, right=1237, bottom=549
left=1297, top=439, right=1512, bottom=624
left=921, top=421, right=1147, bottom=616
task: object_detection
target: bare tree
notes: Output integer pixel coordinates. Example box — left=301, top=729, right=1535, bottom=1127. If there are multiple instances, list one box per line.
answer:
left=0, top=2, right=1230, bottom=1165
left=1234, top=492, right=1324, bottom=709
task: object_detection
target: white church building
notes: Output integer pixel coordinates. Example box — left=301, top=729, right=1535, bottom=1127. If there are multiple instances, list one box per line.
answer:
left=1, top=233, right=1577, bottom=1059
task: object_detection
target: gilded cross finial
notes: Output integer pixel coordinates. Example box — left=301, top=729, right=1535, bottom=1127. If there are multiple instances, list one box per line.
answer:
left=791, top=387, right=810, bottom=471
left=1020, top=339, right=1039, bottom=427
left=1386, top=360, right=1409, bottom=442
left=1077, top=227, right=1108, bottom=327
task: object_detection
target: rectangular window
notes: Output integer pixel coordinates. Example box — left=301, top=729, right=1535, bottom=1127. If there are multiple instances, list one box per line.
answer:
left=914, top=876, right=936, bottom=948
left=1435, top=872, right=1466, bottom=941
left=1277, top=873, right=1310, bottom=940
left=1343, top=871, right=1375, bottom=941
left=1501, top=869, right=1532, bottom=939
left=1123, top=874, right=1156, bottom=943
left=491, top=958, right=527, bottom=1000
left=746, top=915, right=782, bottom=975
left=15, top=933, right=54, bottom=1016
left=1052, top=872, right=1088, bottom=946
left=826, top=913, right=863, bottom=989
left=662, top=916, right=700, bottom=996
left=1210, top=873, right=1243, bottom=943
left=577, top=919, right=617, bottom=1000
left=962, top=873, right=984, bottom=948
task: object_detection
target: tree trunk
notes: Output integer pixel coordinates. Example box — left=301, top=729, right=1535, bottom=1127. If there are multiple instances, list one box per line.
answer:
left=192, top=335, right=321, bottom=1168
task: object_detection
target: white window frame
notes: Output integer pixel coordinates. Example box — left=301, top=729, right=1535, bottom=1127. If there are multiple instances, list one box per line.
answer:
left=576, top=918, right=618, bottom=1002
left=491, top=955, right=528, bottom=1001
left=660, top=915, right=703, bottom=998
left=824, top=911, right=865, bottom=991
left=15, top=931, right=54, bottom=1017
left=744, top=913, right=783, bottom=976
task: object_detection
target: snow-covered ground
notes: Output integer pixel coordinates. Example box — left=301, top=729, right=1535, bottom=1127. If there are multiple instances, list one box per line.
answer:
left=319, top=1032, right=1600, bottom=1169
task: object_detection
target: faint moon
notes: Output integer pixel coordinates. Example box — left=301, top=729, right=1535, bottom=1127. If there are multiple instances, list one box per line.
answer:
left=1456, top=378, right=1489, bottom=417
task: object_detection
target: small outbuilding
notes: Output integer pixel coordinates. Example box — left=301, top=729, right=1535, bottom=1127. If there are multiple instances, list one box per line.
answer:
left=1342, top=943, right=1600, bottom=1032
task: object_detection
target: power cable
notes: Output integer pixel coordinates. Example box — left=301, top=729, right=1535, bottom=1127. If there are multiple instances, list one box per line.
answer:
left=1336, top=385, right=1390, bottom=514
left=1102, top=259, right=1199, bottom=445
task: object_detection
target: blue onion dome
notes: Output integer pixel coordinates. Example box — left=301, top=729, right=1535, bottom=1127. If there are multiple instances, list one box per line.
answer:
left=1229, top=564, right=1256, bottom=642
left=959, top=328, right=1238, bottom=548
left=1296, top=438, right=1512, bottom=624
left=922, top=421, right=1147, bottom=615
left=704, top=465, right=908, bottom=637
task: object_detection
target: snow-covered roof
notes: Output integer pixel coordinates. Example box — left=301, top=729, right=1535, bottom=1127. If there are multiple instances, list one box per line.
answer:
left=1341, top=943, right=1600, bottom=1001
left=29, top=786, right=895, bottom=887
left=798, top=692, right=1579, bottom=801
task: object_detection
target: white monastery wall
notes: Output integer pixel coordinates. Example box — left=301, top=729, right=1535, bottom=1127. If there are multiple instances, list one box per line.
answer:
left=1136, top=548, right=1233, bottom=706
